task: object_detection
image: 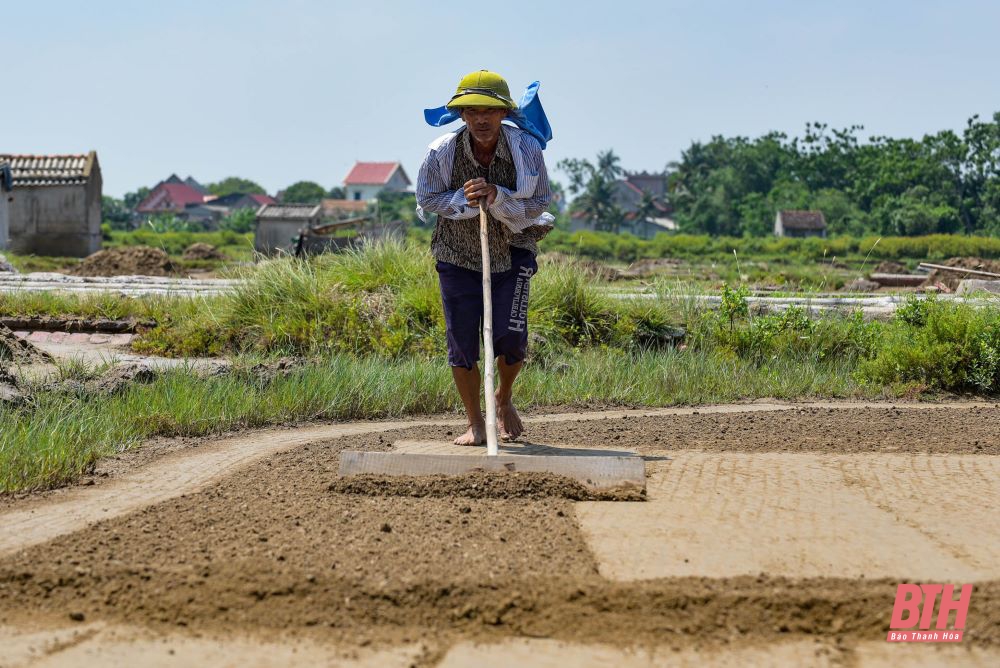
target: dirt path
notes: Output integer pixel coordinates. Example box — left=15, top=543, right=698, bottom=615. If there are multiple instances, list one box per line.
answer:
left=1, top=401, right=997, bottom=667
left=0, top=419, right=433, bottom=558
left=0, top=622, right=425, bottom=668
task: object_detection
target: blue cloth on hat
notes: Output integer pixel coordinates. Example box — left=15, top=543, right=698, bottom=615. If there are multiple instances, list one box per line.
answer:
left=423, top=81, right=553, bottom=149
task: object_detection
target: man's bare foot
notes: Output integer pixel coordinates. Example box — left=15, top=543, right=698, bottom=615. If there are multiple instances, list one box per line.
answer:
left=454, top=421, right=487, bottom=446
left=496, top=393, right=524, bottom=442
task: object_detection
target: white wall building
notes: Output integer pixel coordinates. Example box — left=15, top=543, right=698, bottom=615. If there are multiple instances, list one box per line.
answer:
left=343, top=162, right=411, bottom=201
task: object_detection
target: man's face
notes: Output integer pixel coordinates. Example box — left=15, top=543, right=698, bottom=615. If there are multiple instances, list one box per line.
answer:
left=460, top=107, right=508, bottom=145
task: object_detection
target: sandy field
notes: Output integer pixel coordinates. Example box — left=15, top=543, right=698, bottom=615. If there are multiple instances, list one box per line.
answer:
left=0, top=402, right=997, bottom=667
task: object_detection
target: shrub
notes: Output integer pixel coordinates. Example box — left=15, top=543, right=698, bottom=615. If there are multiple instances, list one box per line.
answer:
left=858, top=300, right=1000, bottom=392
left=219, top=208, right=257, bottom=233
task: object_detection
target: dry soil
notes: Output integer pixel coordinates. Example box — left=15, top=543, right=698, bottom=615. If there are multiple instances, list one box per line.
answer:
left=0, top=403, right=997, bottom=667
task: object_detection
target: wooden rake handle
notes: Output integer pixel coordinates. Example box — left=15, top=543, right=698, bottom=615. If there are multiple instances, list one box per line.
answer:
left=479, top=201, right=498, bottom=456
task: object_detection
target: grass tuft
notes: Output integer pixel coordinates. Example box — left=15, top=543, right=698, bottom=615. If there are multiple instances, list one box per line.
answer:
left=1, top=349, right=864, bottom=493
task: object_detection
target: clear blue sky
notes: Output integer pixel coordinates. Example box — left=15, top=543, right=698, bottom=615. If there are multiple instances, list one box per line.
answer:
left=7, top=0, right=1000, bottom=197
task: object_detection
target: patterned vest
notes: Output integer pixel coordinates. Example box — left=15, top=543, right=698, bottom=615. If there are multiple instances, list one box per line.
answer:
left=431, top=128, right=537, bottom=273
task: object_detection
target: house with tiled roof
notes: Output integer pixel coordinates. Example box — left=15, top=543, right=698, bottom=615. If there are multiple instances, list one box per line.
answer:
left=135, top=182, right=207, bottom=216
left=160, top=174, right=210, bottom=196
left=774, top=210, right=827, bottom=238
left=343, top=161, right=411, bottom=202
left=0, top=151, right=103, bottom=256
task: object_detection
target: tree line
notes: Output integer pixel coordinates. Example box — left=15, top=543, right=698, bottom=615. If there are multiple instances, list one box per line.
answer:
left=668, top=112, right=1000, bottom=237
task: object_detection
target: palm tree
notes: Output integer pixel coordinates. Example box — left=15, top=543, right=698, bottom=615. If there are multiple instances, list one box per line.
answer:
left=596, top=150, right=623, bottom=181
left=557, top=150, right=626, bottom=234
left=578, top=176, right=623, bottom=234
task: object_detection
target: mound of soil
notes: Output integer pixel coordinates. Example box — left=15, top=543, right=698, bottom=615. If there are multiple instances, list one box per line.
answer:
left=32, top=362, right=160, bottom=399
left=0, top=365, right=23, bottom=405
left=0, top=325, right=49, bottom=405
left=73, top=246, right=174, bottom=277
left=925, top=256, right=1000, bottom=289
left=873, top=260, right=907, bottom=274
left=89, top=362, right=158, bottom=396
left=0, top=324, right=52, bottom=365
left=330, top=471, right=644, bottom=501
left=182, top=243, right=228, bottom=261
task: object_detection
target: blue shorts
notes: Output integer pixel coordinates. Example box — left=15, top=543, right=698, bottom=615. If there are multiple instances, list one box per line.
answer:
left=436, top=247, right=538, bottom=369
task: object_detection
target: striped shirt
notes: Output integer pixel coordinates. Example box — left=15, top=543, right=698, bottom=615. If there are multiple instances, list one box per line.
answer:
left=416, top=124, right=554, bottom=272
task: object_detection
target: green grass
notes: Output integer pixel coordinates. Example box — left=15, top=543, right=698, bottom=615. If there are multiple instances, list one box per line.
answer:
left=4, top=239, right=1000, bottom=493
left=0, top=289, right=183, bottom=321
left=126, top=240, right=687, bottom=358
left=0, top=348, right=866, bottom=493
left=106, top=229, right=255, bottom=260
left=541, top=230, right=1000, bottom=264
left=1, top=230, right=255, bottom=276
left=2, top=254, right=78, bottom=274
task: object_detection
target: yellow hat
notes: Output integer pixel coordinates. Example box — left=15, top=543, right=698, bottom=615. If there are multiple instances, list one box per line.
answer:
left=446, top=70, right=515, bottom=109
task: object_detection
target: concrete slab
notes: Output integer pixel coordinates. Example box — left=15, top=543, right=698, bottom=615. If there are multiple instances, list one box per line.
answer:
left=0, top=623, right=423, bottom=668
left=438, top=638, right=999, bottom=668
left=576, top=451, right=1000, bottom=581
left=393, top=439, right=641, bottom=458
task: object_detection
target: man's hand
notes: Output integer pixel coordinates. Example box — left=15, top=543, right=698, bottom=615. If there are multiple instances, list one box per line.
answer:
left=463, top=178, right=497, bottom=208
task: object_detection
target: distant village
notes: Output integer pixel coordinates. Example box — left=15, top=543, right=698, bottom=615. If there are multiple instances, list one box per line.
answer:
left=0, top=150, right=829, bottom=260
left=0, top=153, right=415, bottom=258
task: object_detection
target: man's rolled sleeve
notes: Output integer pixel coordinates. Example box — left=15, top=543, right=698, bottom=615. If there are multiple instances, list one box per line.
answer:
left=416, top=148, right=477, bottom=221
left=489, top=138, right=553, bottom=233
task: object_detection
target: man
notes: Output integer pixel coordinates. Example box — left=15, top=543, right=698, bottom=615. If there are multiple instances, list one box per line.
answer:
left=416, top=70, right=553, bottom=446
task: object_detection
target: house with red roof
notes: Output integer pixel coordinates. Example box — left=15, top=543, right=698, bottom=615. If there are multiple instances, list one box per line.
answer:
left=135, top=182, right=207, bottom=216
left=343, top=161, right=411, bottom=202
left=134, top=176, right=278, bottom=228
